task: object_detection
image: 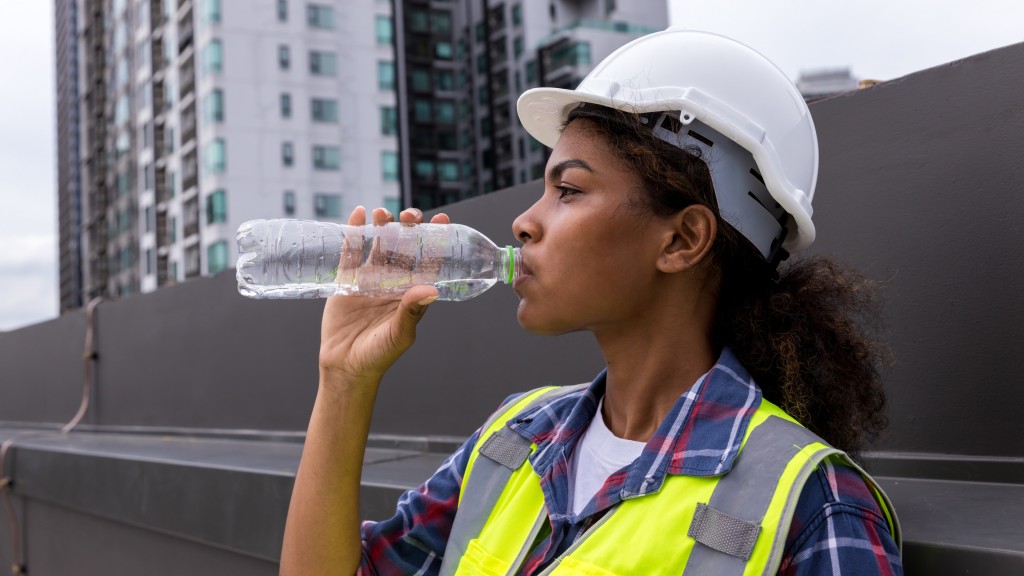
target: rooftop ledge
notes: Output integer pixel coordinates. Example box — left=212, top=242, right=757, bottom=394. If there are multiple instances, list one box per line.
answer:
left=2, top=425, right=1022, bottom=573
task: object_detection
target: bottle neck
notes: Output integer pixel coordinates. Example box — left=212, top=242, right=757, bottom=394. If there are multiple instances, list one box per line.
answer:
left=499, top=246, right=522, bottom=285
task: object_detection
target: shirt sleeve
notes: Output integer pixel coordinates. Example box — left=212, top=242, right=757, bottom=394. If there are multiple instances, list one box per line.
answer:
left=778, top=455, right=902, bottom=576
left=358, top=394, right=523, bottom=576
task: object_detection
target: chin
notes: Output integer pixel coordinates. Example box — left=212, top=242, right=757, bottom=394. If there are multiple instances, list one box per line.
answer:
left=516, top=303, right=579, bottom=336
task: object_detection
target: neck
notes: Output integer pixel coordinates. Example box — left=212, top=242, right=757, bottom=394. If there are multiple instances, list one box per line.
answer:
left=594, top=283, right=718, bottom=442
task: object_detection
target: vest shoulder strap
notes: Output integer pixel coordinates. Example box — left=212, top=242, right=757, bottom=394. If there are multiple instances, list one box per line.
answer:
left=439, top=383, right=589, bottom=576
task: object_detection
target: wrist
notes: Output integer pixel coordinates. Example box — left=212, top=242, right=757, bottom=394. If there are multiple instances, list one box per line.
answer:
left=318, top=364, right=382, bottom=396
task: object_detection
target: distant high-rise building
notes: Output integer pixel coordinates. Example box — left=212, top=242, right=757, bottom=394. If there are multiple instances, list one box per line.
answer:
left=796, top=67, right=860, bottom=101
left=397, top=0, right=665, bottom=208
left=55, top=0, right=83, bottom=312
left=56, top=0, right=665, bottom=308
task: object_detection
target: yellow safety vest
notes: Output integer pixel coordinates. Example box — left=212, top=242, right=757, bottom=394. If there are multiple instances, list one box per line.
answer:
left=439, top=386, right=901, bottom=576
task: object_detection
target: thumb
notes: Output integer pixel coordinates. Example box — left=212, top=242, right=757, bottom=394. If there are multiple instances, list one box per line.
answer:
left=396, top=285, right=440, bottom=332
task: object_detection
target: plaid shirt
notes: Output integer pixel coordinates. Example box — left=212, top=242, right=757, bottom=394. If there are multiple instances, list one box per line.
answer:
left=360, top=348, right=902, bottom=575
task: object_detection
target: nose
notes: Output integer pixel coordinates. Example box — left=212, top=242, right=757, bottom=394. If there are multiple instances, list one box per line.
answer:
left=512, top=198, right=542, bottom=244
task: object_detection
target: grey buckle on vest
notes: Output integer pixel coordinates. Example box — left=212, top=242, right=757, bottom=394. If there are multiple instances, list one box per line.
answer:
left=478, top=429, right=531, bottom=470
left=688, top=503, right=761, bottom=561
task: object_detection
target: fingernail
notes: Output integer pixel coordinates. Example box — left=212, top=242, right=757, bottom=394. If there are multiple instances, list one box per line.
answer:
left=407, top=208, right=422, bottom=218
left=417, top=295, right=439, bottom=306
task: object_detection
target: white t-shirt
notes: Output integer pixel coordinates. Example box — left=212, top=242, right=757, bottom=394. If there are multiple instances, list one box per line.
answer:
left=570, top=396, right=646, bottom=516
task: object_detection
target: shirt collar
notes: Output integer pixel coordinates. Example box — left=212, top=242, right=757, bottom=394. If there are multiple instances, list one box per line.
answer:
left=508, top=348, right=762, bottom=498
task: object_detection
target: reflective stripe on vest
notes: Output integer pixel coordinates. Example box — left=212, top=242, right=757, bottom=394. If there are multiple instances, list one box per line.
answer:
left=439, top=387, right=901, bottom=576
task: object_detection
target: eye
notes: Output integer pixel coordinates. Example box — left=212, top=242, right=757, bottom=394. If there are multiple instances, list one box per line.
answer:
left=555, top=185, right=580, bottom=200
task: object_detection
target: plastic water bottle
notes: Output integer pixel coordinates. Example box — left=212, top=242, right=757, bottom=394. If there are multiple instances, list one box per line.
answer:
left=236, top=219, right=522, bottom=301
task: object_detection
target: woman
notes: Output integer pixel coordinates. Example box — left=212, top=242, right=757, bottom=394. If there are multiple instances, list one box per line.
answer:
left=281, top=30, right=902, bottom=575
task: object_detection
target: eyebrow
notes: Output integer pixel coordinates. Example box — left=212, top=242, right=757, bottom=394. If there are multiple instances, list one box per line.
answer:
left=547, top=159, right=595, bottom=181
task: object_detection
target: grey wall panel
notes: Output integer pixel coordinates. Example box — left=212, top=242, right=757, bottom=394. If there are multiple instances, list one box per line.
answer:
left=19, top=499, right=277, bottom=576
left=807, top=45, right=1024, bottom=456
left=0, top=312, right=86, bottom=424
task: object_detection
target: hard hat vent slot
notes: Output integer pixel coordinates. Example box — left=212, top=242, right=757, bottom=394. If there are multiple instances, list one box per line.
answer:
left=659, top=114, right=683, bottom=134
left=747, top=190, right=770, bottom=211
left=687, top=130, right=715, bottom=148
left=749, top=168, right=765, bottom=185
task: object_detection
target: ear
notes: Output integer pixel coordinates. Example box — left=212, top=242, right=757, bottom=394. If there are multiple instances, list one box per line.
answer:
left=656, top=205, right=717, bottom=273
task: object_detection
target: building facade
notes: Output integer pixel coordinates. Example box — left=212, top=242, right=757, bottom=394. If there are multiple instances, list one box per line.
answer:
left=56, top=0, right=665, bottom=308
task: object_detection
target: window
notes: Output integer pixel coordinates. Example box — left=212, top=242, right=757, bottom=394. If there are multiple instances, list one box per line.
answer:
left=311, top=98, right=338, bottom=123
left=380, top=106, right=397, bottom=135
left=439, top=160, right=459, bottom=182
left=146, top=248, right=154, bottom=275
left=277, top=0, right=287, bottom=21
left=207, top=241, right=229, bottom=275
left=514, top=36, right=524, bottom=58
left=280, top=93, right=292, bottom=118
left=201, top=0, right=221, bottom=26
left=431, top=11, right=451, bottom=34
left=202, top=89, right=224, bottom=124
left=282, top=141, right=294, bottom=166
left=202, top=39, right=223, bottom=76
left=525, top=60, right=536, bottom=83
left=378, top=61, right=395, bottom=90
left=477, top=54, right=487, bottom=73
left=278, top=44, right=290, bottom=69
left=384, top=197, right=400, bottom=215
left=438, top=131, right=456, bottom=151
left=375, top=15, right=393, bottom=45
left=307, top=4, right=334, bottom=29
left=284, top=191, right=296, bottom=216
left=145, top=205, right=154, bottom=233
left=411, top=68, right=431, bottom=92
left=475, top=22, right=485, bottom=43
left=436, top=70, right=454, bottom=91
left=512, top=3, right=522, bottom=26
left=309, top=50, right=337, bottom=76
left=313, top=145, right=340, bottom=170
left=478, top=85, right=489, bottom=105
left=408, top=9, right=428, bottom=32
left=204, top=139, right=226, bottom=174
left=206, top=189, right=227, bottom=224
left=414, top=160, right=434, bottom=181
left=381, top=151, right=399, bottom=182
left=168, top=170, right=177, bottom=199
left=435, top=41, right=452, bottom=60
left=314, top=194, right=342, bottom=217
left=414, top=99, right=432, bottom=122
left=435, top=101, right=455, bottom=124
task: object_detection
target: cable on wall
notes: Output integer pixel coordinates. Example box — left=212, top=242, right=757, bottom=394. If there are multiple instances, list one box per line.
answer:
left=0, top=296, right=103, bottom=575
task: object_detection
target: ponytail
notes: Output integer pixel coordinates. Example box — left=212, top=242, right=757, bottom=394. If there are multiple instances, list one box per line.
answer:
left=715, top=241, right=890, bottom=460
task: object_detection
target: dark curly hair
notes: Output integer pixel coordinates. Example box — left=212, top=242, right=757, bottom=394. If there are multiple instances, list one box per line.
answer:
left=565, top=105, right=889, bottom=460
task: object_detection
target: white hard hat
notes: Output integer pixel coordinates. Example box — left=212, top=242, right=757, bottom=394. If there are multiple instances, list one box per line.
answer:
left=517, top=28, right=818, bottom=258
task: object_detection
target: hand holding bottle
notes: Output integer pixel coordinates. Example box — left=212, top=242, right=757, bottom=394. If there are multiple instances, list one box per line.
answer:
left=318, top=206, right=450, bottom=386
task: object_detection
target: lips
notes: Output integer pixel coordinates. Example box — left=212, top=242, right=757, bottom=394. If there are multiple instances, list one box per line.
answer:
left=513, top=251, right=533, bottom=292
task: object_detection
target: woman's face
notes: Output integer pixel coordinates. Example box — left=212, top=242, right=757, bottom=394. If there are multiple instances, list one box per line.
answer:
left=511, top=119, right=670, bottom=335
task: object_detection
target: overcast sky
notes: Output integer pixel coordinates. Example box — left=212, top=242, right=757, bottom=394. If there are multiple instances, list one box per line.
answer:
left=1, top=1, right=1022, bottom=331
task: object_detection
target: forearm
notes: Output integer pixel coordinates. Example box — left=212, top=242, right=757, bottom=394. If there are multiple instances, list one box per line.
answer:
left=281, top=370, right=380, bottom=576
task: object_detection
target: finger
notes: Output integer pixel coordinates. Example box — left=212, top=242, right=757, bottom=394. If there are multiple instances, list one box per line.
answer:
left=348, top=206, right=366, bottom=226
left=371, top=207, right=392, bottom=226
left=398, top=207, right=423, bottom=224
left=429, top=212, right=451, bottom=224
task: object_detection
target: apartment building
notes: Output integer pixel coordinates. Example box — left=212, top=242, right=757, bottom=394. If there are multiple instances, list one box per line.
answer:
left=56, top=0, right=665, bottom=310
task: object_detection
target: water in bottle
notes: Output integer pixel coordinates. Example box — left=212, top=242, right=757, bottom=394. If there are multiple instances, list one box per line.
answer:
left=236, top=219, right=521, bottom=301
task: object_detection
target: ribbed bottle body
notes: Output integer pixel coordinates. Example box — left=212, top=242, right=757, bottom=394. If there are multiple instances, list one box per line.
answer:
left=236, top=219, right=518, bottom=301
